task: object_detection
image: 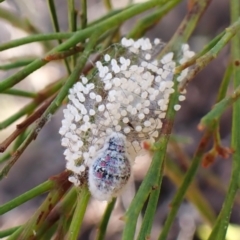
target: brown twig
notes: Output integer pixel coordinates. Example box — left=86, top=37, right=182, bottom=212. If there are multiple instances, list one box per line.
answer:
left=44, top=46, right=83, bottom=61
left=0, top=94, right=57, bottom=153
left=18, top=171, right=72, bottom=240
left=17, top=94, right=57, bottom=129
left=82, top=53, right=101, bottom=74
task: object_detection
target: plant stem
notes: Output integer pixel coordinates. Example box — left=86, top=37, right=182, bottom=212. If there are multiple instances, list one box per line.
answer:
left=0, top=94, right=56, bottom=153
left=164, top=157, right=216, bottom=224
left=0, top=59, right=34, bottom=70
left=0, top=0, right=160, bottom=93
left=14, top=172, right=71, bottom=240
left=0, top=130, right=29, bottom=164
left=68, top=0, right=77, bottom=33
left=0, top=178, right=56, bottom=215
left=155, top=1, right=213, bottom=238
left=207, top=0, right=240, bottom=239
left=96, top=198, right=116, bottom=240
left=122, top=129, right=169, bottom=240
left=0, top=32, right=73, bottom=52
left=216, top=63, right=233, bottom=103
left=47, top=0, right=71, bottom=74
left=158, top=131, right=212, bottom=240
left=199, top=83, right=240, bottom=130
left=2, top=89, right=37, bottom=98
left=35, top=187, right=77, bottom=239
left=67, top=186, right=90, bottom=240
left=0, top=32, right=98, bottom=179
left=81, top=0, right=88, bottom=29
left=175, top=31, right=225, bottom=73
left=158, top=0, right=212, bottom=58
left=128, top=0, right=183, bottom=39
left=178, top=17, right=240, bottom=91
left=137, top=167, right=163, bottom=240
left=87, top=9, right=122, bottom=28
left=0, top=80, right=62, bottom=130
left=68, top=0, right=77, bottom=68
left=103, top=0, right=113, bottom=11
left=0, top=226, right=20, bottom=238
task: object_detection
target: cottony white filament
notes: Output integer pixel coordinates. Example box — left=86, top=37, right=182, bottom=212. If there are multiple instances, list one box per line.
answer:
left=59, top=37, right=194, bottom=200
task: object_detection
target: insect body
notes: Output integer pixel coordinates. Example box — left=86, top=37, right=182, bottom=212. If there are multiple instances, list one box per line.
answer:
left=88, top=132, right=131, bottom=201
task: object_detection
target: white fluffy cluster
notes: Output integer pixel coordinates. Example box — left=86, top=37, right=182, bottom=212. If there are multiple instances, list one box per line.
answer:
left=59, top=37, right=194, bottom=188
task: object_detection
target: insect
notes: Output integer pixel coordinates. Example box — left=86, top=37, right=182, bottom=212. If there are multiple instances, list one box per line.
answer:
left=88, top=132, right=131, bottom=201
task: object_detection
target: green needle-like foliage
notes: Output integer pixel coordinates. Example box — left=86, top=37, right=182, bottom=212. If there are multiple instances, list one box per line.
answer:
left=0, top=1, right=240, bottom=240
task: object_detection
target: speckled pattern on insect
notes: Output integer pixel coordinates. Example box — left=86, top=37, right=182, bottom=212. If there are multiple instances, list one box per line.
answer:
left=88, top=132, right=131, bottom=201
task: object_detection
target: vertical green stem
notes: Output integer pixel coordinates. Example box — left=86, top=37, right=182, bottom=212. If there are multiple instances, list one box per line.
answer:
left=216, top=64, right=233, bottom=103
left=47, top=0, right=71, bottom=74
left=156, top=1, right=212, bottom=238
left=67, top=186, right=90, bottom=240
left=128, top=0, right=183, bottom=39
left=35, top=187, right=77, bottom=239
left=122, top=138, right=167, bottom=240
left=81, top=0, right=88, bottom=29
left=68, top=0, right=77, bottom=67
left=96, top=198, right=117, bottom=240
left=158, top=132, right=212, bottom=240
left=68, top=0, right=77, bottom=32
left=207, top=1, right=240, bottom=239
left=137, top=166, right=163, bottom=240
